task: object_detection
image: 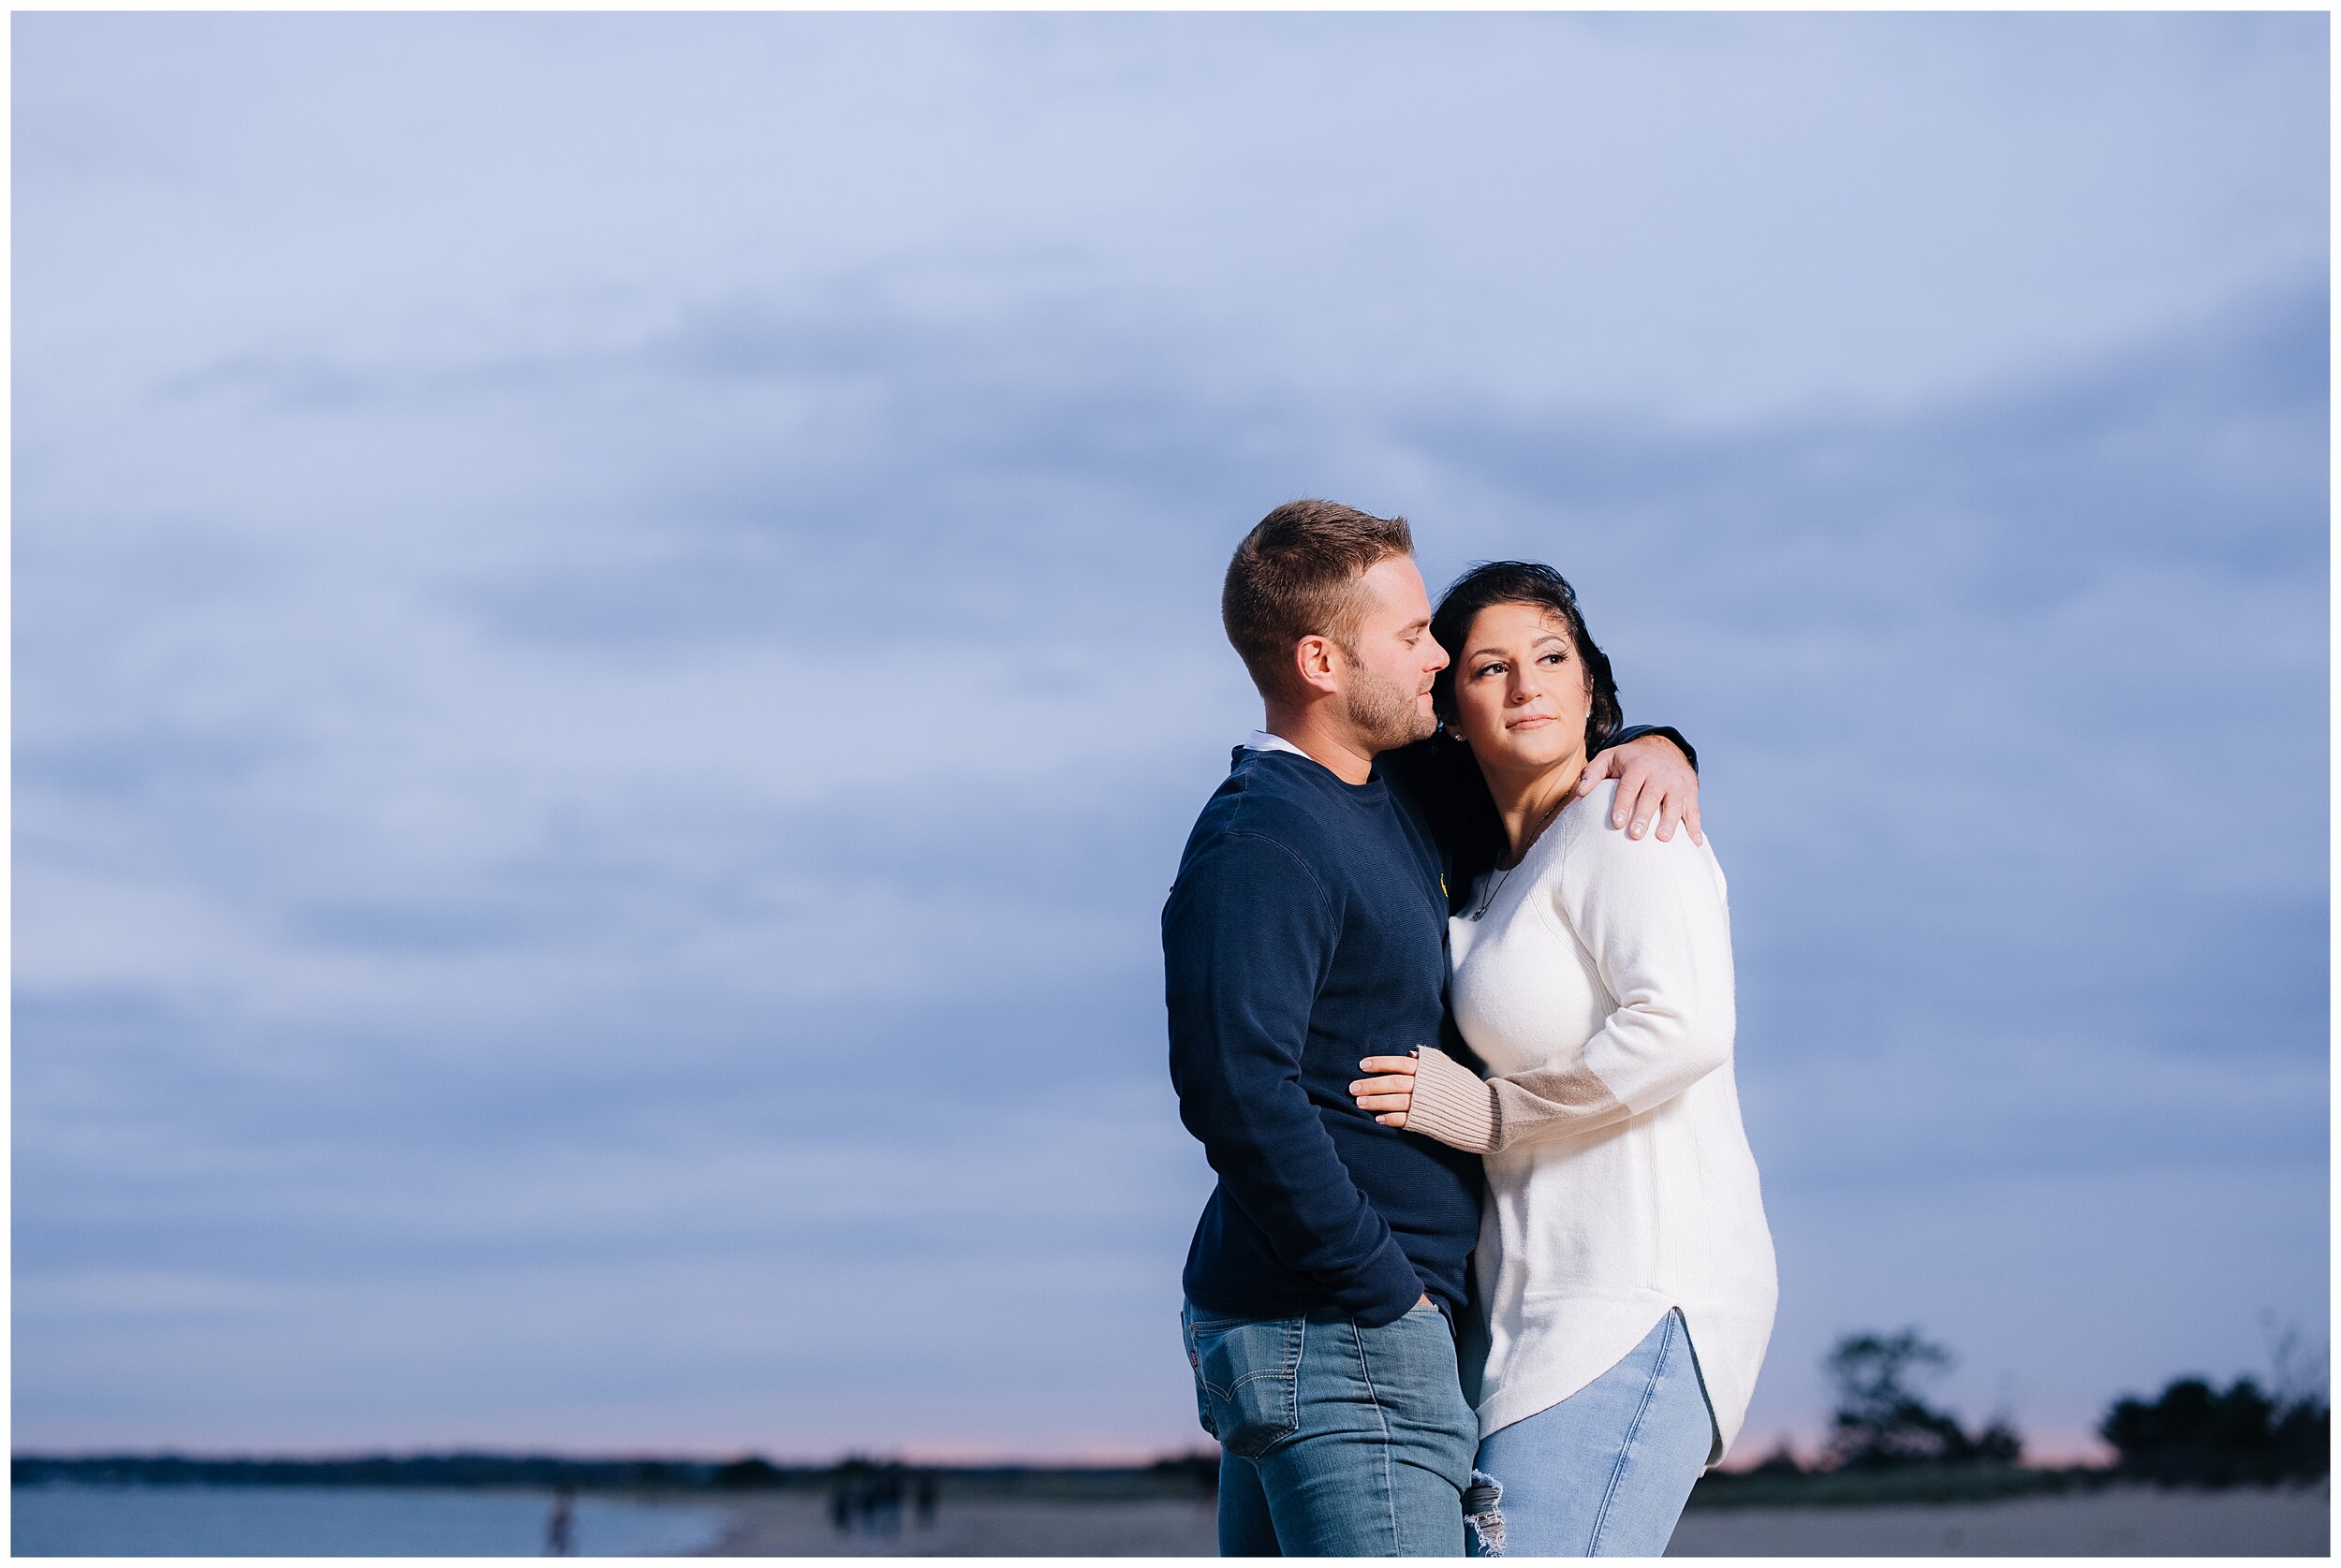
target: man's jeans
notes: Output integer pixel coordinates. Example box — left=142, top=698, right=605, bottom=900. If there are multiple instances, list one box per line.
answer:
left=1181, top=1297, right=1478, bottom=1556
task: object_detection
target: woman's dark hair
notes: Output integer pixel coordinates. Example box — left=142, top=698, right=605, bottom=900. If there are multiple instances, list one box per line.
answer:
left=1390, top=562, right=1623, bottom=913
left=1429, top=560, right=1622, bottom=748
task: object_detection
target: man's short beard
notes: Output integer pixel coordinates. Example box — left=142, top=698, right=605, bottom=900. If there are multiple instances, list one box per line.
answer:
left=1339, top=645, right=1437, bottom=753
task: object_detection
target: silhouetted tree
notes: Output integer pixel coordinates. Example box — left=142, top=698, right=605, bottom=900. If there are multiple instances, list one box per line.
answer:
left=1969, top=1417, right=2024, bottom=1466
left=1147, top=1451, right=1220, bottom=1496
left=2100, top=1376, right=2329, bottom=1487
left=2261, top=1312, right=2329, bottom=1418
left=1825, top=1328, right=2024, bottom=1469
left=714, top=1455, right=783, bottom=1489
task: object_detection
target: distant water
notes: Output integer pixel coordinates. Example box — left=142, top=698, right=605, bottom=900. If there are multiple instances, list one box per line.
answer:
left=11, top=1482, right=737, bottom=1557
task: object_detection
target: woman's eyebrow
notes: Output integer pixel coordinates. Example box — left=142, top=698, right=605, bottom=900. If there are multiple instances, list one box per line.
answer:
left=1466, top=634, right=1568, bottom=661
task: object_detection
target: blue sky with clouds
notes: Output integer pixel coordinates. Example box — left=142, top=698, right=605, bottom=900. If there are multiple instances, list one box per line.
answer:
left=14, top=13, right=2327, bottom=1461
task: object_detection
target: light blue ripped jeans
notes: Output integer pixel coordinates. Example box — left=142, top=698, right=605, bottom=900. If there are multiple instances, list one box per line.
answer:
left=1465, top=1309, right=1718, bottom=1557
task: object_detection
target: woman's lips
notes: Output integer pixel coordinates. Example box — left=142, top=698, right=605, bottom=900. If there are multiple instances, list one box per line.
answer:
left=1509, top=714, right=1556, bottom=729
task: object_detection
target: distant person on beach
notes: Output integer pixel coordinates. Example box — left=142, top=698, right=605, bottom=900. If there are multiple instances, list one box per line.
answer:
left=1350, top=562, right=1777, bottom=1555
left=544, top=1488, right=574, bottom=1556
left=1166, top=502, right=1701, bottom=1556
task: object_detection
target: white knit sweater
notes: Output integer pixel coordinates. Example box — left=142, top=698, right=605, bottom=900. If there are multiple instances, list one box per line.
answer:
left=1403, top=780, right=1777, bottom=1464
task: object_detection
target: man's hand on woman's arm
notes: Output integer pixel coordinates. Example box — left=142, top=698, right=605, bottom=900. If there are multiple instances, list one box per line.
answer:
left=1578, top=732, right=1701, bottom=845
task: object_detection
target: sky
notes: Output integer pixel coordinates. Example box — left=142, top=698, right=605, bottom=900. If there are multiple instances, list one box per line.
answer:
left=13, top=13, right=2328, bottom=1463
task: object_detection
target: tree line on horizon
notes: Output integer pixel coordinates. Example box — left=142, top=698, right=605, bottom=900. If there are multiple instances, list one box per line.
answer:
left=13, top=1325, right=2327, bottom=1495
left=1734, top=1325, right=2329, bottom=1487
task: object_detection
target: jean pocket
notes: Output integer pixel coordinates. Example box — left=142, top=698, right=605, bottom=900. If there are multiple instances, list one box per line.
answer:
left=1181, top=1313, right=1219, bottom=1442
left=1185, top=1312, right=1304, bottom=1459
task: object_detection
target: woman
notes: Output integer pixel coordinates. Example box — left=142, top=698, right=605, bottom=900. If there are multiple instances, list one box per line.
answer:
left=1350, top=562, right=1777, bottom=1557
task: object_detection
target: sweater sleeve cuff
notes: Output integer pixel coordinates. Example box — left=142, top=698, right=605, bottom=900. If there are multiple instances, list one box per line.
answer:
left=1603, top=723, right=1697, bottom=774
left=1344, top=1245, right=1433, bottom=1327
left=1406, top=1046, right=1499, bottom=1154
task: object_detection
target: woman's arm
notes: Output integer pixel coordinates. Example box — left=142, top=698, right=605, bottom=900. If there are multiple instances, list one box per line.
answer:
left=1353, top=787, right=1735, bottom=1154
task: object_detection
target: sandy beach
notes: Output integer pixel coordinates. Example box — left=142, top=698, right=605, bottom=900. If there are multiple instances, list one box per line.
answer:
left=1667, top=1482, right=2329, bottom=1557
left=704, top=1493, right=1220, bottom=1556
left=702, top=1481, right=2327, bottom=1557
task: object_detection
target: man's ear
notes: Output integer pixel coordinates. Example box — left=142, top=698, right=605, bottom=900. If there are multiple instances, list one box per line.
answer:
left=1291, top=634, right=1341, bottom=697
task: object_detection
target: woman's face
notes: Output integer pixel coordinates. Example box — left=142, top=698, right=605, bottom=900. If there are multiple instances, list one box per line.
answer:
left=1450, top=600, right=1593, bottom=778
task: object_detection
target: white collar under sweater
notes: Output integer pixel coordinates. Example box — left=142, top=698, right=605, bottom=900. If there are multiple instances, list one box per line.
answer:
left=1242, top=728, right=1314, bottom=760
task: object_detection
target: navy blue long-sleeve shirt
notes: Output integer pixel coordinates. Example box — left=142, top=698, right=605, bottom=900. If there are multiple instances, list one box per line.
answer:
left=1164, top=726, right=1692, bottom=1329
left=1164, top=746, right=1480, bottom=1328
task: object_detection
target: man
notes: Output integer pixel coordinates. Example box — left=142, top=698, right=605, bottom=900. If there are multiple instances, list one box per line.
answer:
left=1165, top=500, right=1699, bottom=1556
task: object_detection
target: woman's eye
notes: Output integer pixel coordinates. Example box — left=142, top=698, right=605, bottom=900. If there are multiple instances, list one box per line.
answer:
left=1540, top=652, right=1568, bottom=667
left=1474, top=663, right=1503, bottom=679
